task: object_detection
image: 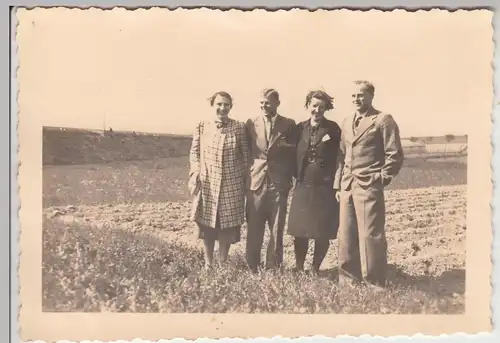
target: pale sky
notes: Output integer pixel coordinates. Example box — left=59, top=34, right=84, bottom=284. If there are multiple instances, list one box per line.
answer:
left=17, top=8, right=493, bottom=137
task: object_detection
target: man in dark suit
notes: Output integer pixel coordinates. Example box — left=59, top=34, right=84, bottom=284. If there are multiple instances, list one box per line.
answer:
left=245, top=88, right=297, bottom=272
left=334, top=80, right=404, bottom=288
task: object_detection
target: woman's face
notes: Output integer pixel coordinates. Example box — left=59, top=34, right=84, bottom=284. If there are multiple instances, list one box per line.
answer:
left=213, top=95, right=232, bottom=120
left=308, top=97, right=326, bottom=121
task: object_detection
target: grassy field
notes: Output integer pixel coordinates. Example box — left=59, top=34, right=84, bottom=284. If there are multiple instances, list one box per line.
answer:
left=43, top=127, right=192, bottom=166
left=42, top=126, right=467, bottom=167
left=42, top=130, right=467, bottom=314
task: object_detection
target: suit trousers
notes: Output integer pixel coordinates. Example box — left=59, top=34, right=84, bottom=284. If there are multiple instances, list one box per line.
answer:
left=246, top=179, right=289, bottom=270
left=338, top=182, right=388, bottom=286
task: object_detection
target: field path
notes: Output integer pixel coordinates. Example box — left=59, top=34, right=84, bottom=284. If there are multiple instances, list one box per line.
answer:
left=45, top=185, right=466, bottom=280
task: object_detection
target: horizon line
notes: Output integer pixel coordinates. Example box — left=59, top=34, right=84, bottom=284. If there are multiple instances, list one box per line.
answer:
left=42, top=125, right=468, bottom=140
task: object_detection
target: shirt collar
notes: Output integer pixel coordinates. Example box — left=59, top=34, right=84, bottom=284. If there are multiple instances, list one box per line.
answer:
left=309, top=116, right=325, bottom=128
left=264, top=113, right=278, bottom=122
left=355, top=109, right=377, bottom=119
left=214, top=116, right=230, bottom=123
left=214, top=117, right=230, bottom=128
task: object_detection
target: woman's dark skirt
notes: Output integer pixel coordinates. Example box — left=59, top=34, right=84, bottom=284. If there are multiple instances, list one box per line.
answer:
left=196, top=212, right=241, bottom=245
left=287, top=182, right=339, bottom=240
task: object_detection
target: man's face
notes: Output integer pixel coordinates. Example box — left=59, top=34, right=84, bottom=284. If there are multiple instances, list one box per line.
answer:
left=351, top=85, right=373, bottom=113
left=260, top=96, right=279, bottom=116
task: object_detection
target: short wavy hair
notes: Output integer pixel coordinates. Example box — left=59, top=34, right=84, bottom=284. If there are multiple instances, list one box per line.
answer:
left=208, top=91, right=233, bottom=106
left=353, top=80, right=375, bottom=96
left=261, top=88, right=280, bottom=102
left=304, top=90, right=334, bottom=111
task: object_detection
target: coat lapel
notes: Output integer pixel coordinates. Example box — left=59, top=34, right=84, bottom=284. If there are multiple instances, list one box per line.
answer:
left=310, top=120, right=329, bottom=146
left=268, top=115, right=286, bottom=149
left=297, top=121, right=311, bottom=177
left=352, top=114, right=378, bottom=144
left=344, top=113, right=356, bottom=143
left=301, top=120, right=312, bottom=147
left=254, top=117, right=268, bottom=150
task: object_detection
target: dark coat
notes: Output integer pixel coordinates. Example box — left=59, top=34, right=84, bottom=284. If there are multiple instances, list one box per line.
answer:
left=246, top=115, right=297, bottom=193
left=287, top=118, right=341, bottom=239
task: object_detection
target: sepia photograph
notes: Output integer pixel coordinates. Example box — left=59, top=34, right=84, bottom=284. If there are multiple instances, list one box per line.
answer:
left=17, top=7, right=493, bottom=341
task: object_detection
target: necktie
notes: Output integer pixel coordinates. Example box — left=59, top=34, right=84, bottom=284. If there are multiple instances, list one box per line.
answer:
left=354, top=116, right=363, bottom=133
left=265, top=115, right=273, bottom=145
left=310, top=124, right=318, bottom=142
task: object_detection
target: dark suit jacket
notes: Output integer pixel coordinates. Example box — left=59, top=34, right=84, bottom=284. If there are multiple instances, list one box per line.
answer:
left=334, top=111, right=404, bottom=191
left=246, top=114, right=297, bottom=192
left=296, top=118, right=341, bottom=187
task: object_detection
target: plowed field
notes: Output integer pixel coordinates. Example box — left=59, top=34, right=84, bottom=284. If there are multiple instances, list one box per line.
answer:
left=42, top=155, right=467, bottom=314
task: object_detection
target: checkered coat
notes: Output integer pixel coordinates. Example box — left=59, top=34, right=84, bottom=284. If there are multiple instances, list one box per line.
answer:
left=189, top=118, right=250, bottom=229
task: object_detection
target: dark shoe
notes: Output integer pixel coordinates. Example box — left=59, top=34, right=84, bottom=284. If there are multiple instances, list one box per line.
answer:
left=248, top=264, right=259, bottom=274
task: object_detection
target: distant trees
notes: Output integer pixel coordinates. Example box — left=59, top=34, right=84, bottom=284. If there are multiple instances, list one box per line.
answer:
left=443, top=134, right=456, bottom=155
left=444, top=134, right=455, bottom=142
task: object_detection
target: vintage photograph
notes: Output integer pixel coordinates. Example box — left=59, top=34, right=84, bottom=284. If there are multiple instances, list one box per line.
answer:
left=41, top=94, right=469, bottom=314
left=18, top=7, right=493, bottom=341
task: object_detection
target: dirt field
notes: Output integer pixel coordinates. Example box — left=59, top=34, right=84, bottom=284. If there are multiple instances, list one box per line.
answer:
left=42, top=150, right=467, bottom=314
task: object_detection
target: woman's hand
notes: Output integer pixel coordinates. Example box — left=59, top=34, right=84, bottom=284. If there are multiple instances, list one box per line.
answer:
left=188, top=172, right=201, bottom=196
left=334, top=190, right=340, bottom=203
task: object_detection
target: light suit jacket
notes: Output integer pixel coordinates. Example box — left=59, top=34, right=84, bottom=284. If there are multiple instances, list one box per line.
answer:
left=246, top=114, right=297, bottom=193
left=334, top=111, right=404, bottom=191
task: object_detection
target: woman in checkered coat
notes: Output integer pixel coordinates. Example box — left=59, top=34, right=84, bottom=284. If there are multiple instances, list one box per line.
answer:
left=189, top=91, right=250, bottom=269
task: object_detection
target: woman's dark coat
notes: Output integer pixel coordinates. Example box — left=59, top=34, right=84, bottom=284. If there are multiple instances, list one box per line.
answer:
left=287, top=118, right=341, bottom=240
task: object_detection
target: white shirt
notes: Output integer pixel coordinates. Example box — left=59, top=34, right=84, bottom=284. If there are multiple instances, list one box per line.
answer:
left=264, top=114, right=277, bottom=144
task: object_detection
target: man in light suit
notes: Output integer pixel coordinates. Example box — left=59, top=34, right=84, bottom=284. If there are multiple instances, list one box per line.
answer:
left=245, top=89, right=297, bottom=272
left=334, top=80, right=404, bottom=288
